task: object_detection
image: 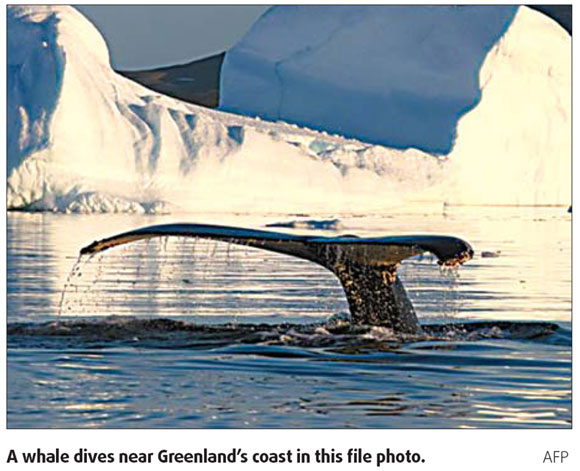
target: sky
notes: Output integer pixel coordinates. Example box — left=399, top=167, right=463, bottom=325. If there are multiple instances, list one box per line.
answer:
left=74, top=5, right=570, bottom=71
left=75, top=5, right=270, bottom=70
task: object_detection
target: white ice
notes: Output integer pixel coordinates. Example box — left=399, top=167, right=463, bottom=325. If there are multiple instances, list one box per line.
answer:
left=6, top=5, right=570, bottom=214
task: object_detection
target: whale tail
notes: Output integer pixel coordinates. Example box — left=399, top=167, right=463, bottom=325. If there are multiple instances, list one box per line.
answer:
left=81, top=223, right=473, bottom=334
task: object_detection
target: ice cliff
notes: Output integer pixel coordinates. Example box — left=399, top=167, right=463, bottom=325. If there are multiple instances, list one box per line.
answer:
left=6, top=5, right=571, bottom=213
left=221, top=6, right=519, bottom=154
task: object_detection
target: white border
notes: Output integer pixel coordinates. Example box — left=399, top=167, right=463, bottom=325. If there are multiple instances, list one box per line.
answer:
left=1, top=1, right=576, bottom=469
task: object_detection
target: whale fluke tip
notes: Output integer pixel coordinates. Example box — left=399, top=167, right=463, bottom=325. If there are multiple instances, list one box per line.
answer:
left=80, top=241, right=99, bottom=255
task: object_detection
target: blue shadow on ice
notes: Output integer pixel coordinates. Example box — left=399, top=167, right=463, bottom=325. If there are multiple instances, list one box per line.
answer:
left=220, top=5, right=518, bottom=154
left=7, top=9, right=65, bottom=175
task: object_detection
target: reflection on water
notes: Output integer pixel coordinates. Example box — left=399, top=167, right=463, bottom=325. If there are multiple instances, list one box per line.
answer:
left=6, top=207, right=571, bottom=428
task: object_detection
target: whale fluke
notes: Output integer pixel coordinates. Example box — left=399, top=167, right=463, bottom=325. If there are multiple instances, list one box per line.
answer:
left=81, top=223, right=473, bottom=334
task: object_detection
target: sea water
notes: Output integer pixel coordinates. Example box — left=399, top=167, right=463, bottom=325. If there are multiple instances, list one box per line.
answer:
left=6, top=206, right=571, bottom=428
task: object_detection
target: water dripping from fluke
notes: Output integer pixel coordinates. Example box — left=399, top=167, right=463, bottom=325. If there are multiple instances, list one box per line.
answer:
left=77, top=222, right=475, bottom=334
left=58, top=253, right=90, bottom=317
left=65, top=222, right=559, bottom=343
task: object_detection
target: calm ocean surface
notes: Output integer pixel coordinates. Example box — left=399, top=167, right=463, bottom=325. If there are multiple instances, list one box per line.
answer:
left=6, top=207, right=571, bottom=428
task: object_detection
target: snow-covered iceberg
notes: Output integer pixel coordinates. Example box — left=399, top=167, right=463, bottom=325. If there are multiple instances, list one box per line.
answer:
left=6, top=5, right=570, bottom=213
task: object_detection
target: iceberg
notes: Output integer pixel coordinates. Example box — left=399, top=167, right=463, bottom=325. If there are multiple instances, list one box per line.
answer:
left=220, top=5, right=518, bottom=154
left=6, top=5, right=570, bottom=213
left=221, top=5, right=570, bottom=205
